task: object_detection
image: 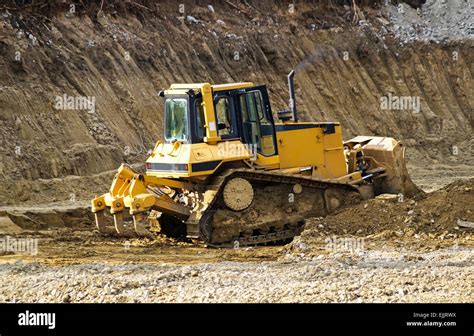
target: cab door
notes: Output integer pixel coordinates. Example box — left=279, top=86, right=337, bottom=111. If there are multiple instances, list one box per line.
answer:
left=213, top=93, right=239, bottom=140
left=236, top=86, right=277, bottom=156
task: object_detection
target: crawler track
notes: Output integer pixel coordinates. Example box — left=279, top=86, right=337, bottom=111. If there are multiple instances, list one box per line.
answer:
left=187, top=169, right=364, bottom=246
left=93, top=168, right=365, bottom=247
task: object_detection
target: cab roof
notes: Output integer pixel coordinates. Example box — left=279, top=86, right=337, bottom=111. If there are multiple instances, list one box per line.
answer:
left=212, top=83, right=254, bottom=91
left=169, top=82, right=254, bottom=92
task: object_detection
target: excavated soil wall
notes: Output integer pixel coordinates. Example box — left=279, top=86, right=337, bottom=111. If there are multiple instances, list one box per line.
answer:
left=0, top=1, right=472, bottom=205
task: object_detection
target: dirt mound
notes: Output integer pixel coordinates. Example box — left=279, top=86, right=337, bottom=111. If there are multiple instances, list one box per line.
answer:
left=291, top=178, right=473, bottom=252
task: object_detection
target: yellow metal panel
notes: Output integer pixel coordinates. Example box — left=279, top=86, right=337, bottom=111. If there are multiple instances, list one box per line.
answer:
left=318, top=126, right=347, bottom=178
left=201, top=83, right=220, bottom=143
left=192, top=147, right=213, bottom=161
left=275, top=124, right=348, bottom=179
left=254, top=154, right=280, bottom=168
left=276, top=127, right=325, bottom=169
left=146, top=140, right=253, bottom=178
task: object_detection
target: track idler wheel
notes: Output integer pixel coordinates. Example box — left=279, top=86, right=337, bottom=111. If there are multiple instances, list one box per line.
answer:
left=223, top=177, right=254, bottom=211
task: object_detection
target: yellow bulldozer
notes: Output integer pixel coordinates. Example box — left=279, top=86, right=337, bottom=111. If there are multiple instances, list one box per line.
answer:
left=91, top=71, right=420, bottom=247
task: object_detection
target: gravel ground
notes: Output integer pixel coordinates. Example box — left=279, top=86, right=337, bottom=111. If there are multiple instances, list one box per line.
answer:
left=386, top=0, right=473, bottom=43
left=0, top=246, right=472, bottom=303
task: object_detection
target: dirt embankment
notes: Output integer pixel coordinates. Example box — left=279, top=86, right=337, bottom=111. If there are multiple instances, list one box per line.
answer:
left=0, top=1, right=472, bottom=205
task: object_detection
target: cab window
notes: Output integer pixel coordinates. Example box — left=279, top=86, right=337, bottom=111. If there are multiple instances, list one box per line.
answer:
left=195, top=99, right=206, bottom=140
left=215, top=96, right=232, bottom=136
left=240, top=90, right=276, bottom=156
left=164, top=98, right=188, bottom=142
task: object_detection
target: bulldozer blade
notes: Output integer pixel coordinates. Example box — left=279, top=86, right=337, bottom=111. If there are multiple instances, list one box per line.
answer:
left=345, top=136, right=423, bottom=197
left=132, top=213, right=154, bottom=238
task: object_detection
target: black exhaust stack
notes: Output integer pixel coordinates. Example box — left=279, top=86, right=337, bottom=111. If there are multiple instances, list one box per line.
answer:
left=278, top=70, right=298, bottom=122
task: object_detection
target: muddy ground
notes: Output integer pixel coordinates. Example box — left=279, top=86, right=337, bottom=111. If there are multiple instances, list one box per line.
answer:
left=0, top=172, right=472, bottom=303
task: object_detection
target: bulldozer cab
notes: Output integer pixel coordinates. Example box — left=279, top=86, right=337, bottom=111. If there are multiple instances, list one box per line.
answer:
left=162, top=83, right=278, bottom=157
